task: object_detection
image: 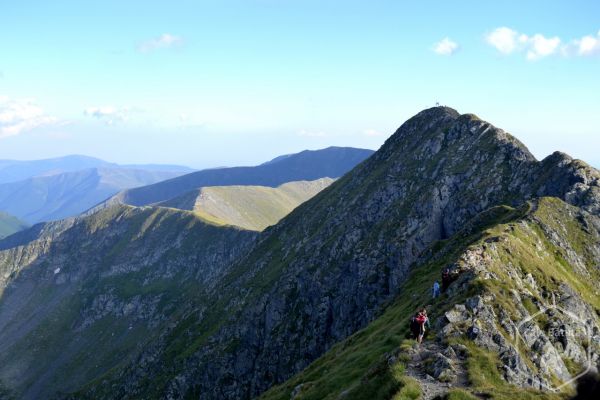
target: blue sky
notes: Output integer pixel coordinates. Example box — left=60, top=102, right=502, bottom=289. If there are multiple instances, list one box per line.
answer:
left=1, top=0, right=599, bottom=168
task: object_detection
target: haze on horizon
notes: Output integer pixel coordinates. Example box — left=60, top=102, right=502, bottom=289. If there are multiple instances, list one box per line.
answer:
left=1, top=0, right=599, bottom=169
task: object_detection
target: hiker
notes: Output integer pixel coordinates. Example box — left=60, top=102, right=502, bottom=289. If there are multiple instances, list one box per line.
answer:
left=415, top=309, right=429, bottom=345
left=441, top=267, right=451, bottom=292
left=432, top=281, right=441, bottom=298
left=410, top=312, right=421, bottom=340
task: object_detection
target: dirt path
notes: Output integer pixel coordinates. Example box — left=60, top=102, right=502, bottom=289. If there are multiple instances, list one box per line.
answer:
left=404, top=341, right=471, bottom=400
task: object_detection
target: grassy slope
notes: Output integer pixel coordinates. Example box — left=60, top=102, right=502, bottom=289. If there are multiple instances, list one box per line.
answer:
left=261, top=197, right=597, bottom=400
left=161, top=178, right=334, bottom=231
left=0, top=212, right=28, bottom=239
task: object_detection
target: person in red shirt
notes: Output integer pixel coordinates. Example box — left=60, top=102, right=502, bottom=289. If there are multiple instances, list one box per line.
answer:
left=416, top=309, right=429, bottom=345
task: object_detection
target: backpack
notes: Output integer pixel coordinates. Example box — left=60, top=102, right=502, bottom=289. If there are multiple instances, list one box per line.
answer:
left=409, top=316, right=421, bottom=337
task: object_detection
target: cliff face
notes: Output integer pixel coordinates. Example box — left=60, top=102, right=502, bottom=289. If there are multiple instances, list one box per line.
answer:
left=80, top=107, right=600, bottom=399
left=1, top=107, right=599, bottom=400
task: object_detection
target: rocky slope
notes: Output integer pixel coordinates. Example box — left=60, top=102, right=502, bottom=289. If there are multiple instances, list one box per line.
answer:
left=75, top=107, right=600, bottom=399
left=0, top=107, right=598, bottom=399
left=262, top=197, right=600, bottom=400
left=0, top=206, right=257, bottom=399
left=159, top=178, right=334, bottom=231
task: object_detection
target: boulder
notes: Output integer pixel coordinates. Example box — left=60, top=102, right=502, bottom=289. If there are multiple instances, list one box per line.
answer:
left=426, top=352, right=457, bottom=383
left=445, top=304, right=469, bottom=324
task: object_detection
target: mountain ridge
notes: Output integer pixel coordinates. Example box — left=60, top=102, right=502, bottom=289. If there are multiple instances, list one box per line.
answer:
left=158, top=178, right=335, bottom=231
left=0, top=204, right=259, bottom=399
left=108, top=147, right=375, bottom=207
left=77, top=106, right=600, bottom=398
left=261, top=196, right=600, bottom=399
left=0, top=107, right=598, bottom=399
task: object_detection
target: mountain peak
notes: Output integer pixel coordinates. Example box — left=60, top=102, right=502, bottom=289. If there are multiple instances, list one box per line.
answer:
left=417, top=105, right=461, bottom=118
left=375, top=106, right=535, bottom=169
left=397, top=106, right=460, bottom=134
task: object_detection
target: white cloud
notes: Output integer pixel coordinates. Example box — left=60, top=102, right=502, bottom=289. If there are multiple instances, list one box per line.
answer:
left=84, top=105, right=131, bottom=125
left=433, top=37, right=459, bottom=56
left=485, top=27, right=521, bottom=54
left=565, top=30, right=600, bottom=57
left=486, top=27, right=600, bottom=60
left=0, top=96, right=58, bottom=138
left=138, top=33, right=183, bottom=53
left=363, top=129, right=383, bottom=137
left=297, top=129, right=326, bottom=137
left=526, top=34, right=561, bottom=60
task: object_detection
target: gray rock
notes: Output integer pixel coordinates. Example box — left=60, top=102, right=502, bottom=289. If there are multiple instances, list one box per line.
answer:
left=290, top=383, right=305, bottom=399
left=445, top=304, right=470, bottom=324
left=466, top=295, right=484, bottom=312
left=426, top=352, right=456, bottom=383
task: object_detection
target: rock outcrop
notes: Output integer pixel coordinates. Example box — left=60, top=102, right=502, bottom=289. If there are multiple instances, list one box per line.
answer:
left=435, top=198, right=600, bottom=391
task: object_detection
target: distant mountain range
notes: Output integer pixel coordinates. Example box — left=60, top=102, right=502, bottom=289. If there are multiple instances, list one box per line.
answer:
left=0, top=167, right=190, bottom=224
left=109, top=147, right=375, bottom=207
left=0, top=155, right=193, bottom=184
left=159, top=178, right=335, bottom=231
left=0, top=148, right=373, bottom=228
left=0, top=155, right=196, bottom=225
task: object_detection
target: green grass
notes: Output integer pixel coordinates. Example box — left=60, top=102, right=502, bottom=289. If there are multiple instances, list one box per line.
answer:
left=446, top=388, right=480, bottom=400
left=453, top=339, right=564, bottom=400
left=391, top=376, right=421, bottom=400
left=159, top=178, right=335, bottom=231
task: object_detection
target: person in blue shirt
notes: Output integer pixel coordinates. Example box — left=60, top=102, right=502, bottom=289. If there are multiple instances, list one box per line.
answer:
left=432, top=281, right=441, bottom=298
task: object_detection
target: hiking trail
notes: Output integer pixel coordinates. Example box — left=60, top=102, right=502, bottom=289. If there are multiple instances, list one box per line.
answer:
left=404, top=340, right=472, bottom=400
